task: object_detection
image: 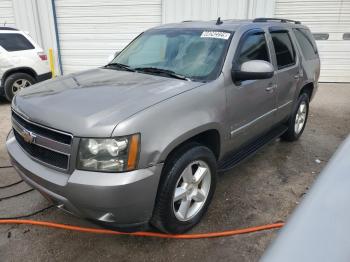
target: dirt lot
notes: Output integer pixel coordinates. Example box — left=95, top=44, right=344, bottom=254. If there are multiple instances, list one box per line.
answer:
left=0, top=83, right=349, bottom=262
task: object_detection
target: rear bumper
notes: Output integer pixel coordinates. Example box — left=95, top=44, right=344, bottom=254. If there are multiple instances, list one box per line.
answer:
left=37, top=72, right=52, bottom=83
left=6, top=130, right=163, bottom=230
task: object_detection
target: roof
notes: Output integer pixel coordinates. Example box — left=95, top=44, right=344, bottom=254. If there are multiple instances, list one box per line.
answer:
left=153, top=19, right=252, bottom=32
left=152, top=18, right=306, bottom=32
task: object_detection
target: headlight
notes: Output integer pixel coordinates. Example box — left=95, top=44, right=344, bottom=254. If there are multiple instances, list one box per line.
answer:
left=77, top=134, right=140, bottom=172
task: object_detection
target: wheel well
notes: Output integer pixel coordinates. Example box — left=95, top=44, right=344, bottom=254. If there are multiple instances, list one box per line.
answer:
left=2, top=67, right=37, bottom=84
left=166, top=130, right=221, bottom=162
left=300, top=82, right=314, bottom=99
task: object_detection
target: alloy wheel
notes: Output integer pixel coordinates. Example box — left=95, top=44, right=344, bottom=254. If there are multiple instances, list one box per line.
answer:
left=294, top=101, right=307, bottom=134
left=12, top=79, right=31, bottom=95
left=172, top=160, right=211, bottom=221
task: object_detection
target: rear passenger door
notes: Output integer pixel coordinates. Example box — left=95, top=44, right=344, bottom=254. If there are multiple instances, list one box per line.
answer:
left=268, top=28, right=301, bottom=123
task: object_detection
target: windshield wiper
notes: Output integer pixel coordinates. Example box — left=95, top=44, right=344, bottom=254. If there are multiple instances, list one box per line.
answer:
left=134, top=67, right=190, bottom=81
left=104, top=62, right=135, bottom=72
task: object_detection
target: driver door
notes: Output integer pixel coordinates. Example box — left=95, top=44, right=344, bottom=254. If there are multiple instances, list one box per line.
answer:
left=227, top=28, right=277, bottom=149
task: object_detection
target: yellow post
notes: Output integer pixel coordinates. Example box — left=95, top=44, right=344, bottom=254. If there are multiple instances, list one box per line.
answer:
left=49, top=48, right=56, bottom=79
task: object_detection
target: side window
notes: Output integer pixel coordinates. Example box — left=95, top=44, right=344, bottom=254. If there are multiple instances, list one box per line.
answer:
left=270, top=31, right=295, bottom=69
left=0, top=33, right=34, bottom=52
left=293, top=28, right=318, bottom=60
left=237, top=32, right=270, bottom=65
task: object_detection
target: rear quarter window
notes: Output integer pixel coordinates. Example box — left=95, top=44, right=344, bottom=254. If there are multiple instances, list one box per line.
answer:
left=293, top=28, right=318, bottom=60
left=0, top=33, right=35, bottom=52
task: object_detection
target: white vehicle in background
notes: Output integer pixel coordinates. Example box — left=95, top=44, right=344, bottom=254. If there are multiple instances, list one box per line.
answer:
left=0, top=27, right=52, bottom=101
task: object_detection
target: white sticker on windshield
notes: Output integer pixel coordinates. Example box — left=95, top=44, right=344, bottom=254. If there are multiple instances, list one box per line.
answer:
left=201, top=31, right=231, bottom=40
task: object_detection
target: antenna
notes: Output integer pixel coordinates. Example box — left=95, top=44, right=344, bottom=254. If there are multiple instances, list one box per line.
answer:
left=216, top=17, right=223, bottom=25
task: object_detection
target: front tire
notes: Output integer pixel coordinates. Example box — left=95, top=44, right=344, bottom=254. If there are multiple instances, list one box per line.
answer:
left=151, top=143, right=217, bottom=233
left=281, top=93, right=310, bottom=141
left=4, top=73, right=36, bottom=101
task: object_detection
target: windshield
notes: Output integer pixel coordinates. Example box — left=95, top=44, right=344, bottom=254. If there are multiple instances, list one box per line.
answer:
left=110, top=28, right=233, bottom=81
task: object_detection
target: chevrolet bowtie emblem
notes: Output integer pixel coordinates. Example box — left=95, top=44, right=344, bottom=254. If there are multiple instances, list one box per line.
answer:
left=21, top=130, right=36, bottom=144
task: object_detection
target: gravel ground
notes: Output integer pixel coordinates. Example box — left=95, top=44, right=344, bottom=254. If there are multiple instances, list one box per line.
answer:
left=0, top=83, right=349, bottom=261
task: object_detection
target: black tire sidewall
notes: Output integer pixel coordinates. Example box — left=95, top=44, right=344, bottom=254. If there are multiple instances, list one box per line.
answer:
left=4, top=73, right=36, bottom=101
left=152, top=144, right=217, bottom=233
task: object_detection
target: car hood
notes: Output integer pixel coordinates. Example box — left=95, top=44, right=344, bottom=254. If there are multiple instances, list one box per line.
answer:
left=12, top=68, right=203, bottom=137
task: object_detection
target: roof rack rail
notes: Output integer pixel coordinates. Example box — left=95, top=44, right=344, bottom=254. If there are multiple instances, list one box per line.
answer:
left=0, top=26, right=18, bottom=31
left=253, top=18, right=301, bottom=24
left=181, top=20, right=205, bottom=23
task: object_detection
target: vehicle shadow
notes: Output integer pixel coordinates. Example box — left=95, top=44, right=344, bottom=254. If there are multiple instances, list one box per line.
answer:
left=0, top=96, right=10, bottom=105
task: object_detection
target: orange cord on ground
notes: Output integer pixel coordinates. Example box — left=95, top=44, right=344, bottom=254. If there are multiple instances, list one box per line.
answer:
left=0, top=219, right=284, bottom=239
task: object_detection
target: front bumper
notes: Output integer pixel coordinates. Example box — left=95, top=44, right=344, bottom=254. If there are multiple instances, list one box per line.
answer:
left=6, top=130, right=163, bottom=229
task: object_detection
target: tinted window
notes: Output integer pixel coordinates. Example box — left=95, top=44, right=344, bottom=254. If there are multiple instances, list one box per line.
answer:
left=270, top=31, right=295, bottom=69
left=0, top=33, right=34, bottom=52
left=293, top=29, right=318, bottom=60
left=237, top=32, right=270, bottom=65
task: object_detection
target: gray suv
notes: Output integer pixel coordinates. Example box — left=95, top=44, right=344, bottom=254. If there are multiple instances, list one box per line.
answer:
left=6, top=18, right=320, bottom=233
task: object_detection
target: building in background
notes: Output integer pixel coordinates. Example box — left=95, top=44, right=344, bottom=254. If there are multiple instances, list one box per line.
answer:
left=0, top=0, right=349, bottom=82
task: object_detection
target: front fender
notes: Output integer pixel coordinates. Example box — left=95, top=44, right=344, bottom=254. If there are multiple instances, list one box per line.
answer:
left=112, top=77, right=227, bottom=169
left=158, top=122, right=223, bottom=164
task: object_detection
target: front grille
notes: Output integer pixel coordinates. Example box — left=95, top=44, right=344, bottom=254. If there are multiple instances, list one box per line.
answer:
left=12, top=111, right=72, bottom=144
left=12, top=110, right=72, bottom=171
left=14, top=129, right=69, bottom=170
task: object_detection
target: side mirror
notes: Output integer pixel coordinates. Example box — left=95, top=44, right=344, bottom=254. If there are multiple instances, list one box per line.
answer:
left=232, top=60, right=274, bottom=82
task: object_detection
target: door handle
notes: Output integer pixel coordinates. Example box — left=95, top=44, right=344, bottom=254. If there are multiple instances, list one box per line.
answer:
left=266, top=84, right=277, bottom=92
left=294, top=75, right=300, bottom=79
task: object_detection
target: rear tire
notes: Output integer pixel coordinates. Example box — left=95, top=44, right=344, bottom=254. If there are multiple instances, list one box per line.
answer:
left=281, top=93, right=309, bottom=141
left=151, top=143, right=217, bottom=233
left=4, top=73, right=36, bottom=101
